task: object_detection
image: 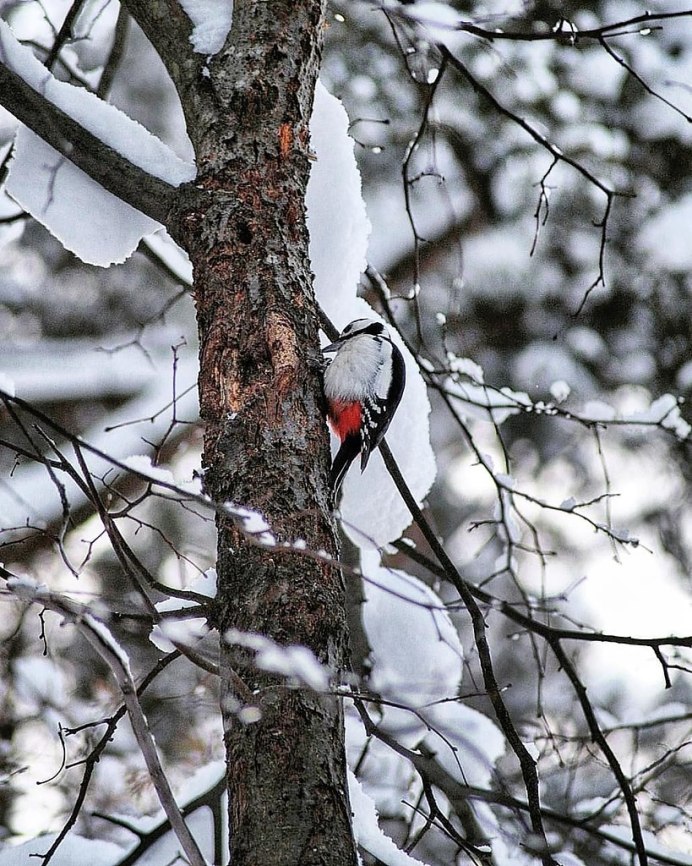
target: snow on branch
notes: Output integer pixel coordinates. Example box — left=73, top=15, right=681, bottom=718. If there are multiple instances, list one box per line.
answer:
left=226, top=629, right=331, bottom=692
left=0, top=20, right=197, bottom=265
left=307, top=83, right=437, bottom=548
left=348, top=770, right=430, bottom=866
left=179, top=0, right=233, bottom=55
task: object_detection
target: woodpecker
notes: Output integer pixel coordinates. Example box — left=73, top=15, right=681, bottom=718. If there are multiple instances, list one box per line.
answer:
left=322, top=318, right=406, bottom=495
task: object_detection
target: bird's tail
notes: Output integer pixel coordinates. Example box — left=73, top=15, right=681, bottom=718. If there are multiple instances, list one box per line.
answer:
left=329, top=435, right=361, bottom=498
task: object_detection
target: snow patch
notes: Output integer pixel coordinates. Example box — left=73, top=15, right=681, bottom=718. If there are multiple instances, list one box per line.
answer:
left=0, top=372, right=15, bottom=397
left=143, top=231, right=193, bottom=285
left=448, top=356, right=485, bottom=382
left=6, top=574, right=48, bottom=600
left=446, top=379, right=531, bottom=425
left=150, top=568, right=216, bottom=652
left=7, top=129, right=161, bottom=266
left=550, top=380, right=571, bottom=402
left=308, top=83, right=436, bottom=547
left=307, top=82, right=371, bottom=329
left=361, top=559, right=463, bottom=710
left=348, top=771, right=429, bottom=866
left=0, top=834, right=123, bottom=866
left=0, top=20, right=196, bottom=266
left=179, top=0, right=233, bottom=55
left=581, top=399, right=616, bottom=422
left=123, top=454, right=176, bottom=485
left=226, top=630, right=330, bottom=691
left=84, top=614, right=132, bottom=675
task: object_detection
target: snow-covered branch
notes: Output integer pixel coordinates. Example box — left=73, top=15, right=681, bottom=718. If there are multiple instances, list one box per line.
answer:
left=0, top=59, right=177, bottom=225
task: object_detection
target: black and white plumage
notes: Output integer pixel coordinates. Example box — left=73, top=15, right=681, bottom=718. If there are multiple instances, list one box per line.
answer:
left=322, top=318, right=406, bottom=495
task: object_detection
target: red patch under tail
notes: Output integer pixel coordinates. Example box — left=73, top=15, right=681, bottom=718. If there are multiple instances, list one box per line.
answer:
left=327, top=400, right=362, bottom=442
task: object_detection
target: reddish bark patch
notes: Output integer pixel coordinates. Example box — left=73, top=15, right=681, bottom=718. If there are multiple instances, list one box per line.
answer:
left=279, top=122, right=293, bottom=158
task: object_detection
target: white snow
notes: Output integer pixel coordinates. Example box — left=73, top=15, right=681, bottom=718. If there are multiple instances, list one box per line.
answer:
left=448, top=356, right=485, bottom=382
left=307, top=82, right=371, bottom=330
left=226, top=629, right=330, bottom=691
left=573, top=393, right=691, bottom=440
left=231, top=506, right=270, bottom=534
left=7, top=128, right=161, bottom=266
left=446, top=379, right=531, bottom=425
left=83, top=613, right=132, bottom=677
left=123, top=454, right=176, bottom=486
left=150, top=617, right=210, bottom=653
left=179, top=0, right=233, bottom=55
left=550, top=380, right=571, bottom=402
left=191, top=567, right=217, bottom=599
left=150, top=568, right=216, bottom=652
left=628, top=393, right=691, bottom=439
left=227, top=505, right=278, bottom=547
left=0, top=834, right=123, bottom=866
left=421, top=701, right=506, bottom=788
left=0, top=333, right=176, bottom=402
left=142, top=231, right=194, bottom=286
left=345, top=557, right=505, bottom=827
left=0, top=355, right=199, bottom=539
left=0, top=372, right=15, bottom=397
left=6, top=574, right=48, bottom=600
left=0, top=20, right=196, bottom=266
left=179, top=759, right=225, bottom=805
left=361, top=559, right=463, bottom=712
left=638, top=192, right=692, bottom=271
left=348, top=771, right=429, bottom=866
left=580, top=399, right=616, bottom=422
left=307, top=82, right=437, bottom=548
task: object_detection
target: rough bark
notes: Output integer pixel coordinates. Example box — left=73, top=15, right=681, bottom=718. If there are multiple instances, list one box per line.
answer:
left=153, top=1, right=357, bottom=863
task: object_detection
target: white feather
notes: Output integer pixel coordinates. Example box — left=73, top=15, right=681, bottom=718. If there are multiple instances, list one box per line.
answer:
left=324, top=334, right=388, bottom=401
left=373, top=344, right=393, bottom=401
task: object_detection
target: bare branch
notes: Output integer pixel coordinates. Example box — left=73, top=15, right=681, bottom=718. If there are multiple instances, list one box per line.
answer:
left=4, top=579, right=206, bottom=866
left=393, top=6, right=692, bottom=46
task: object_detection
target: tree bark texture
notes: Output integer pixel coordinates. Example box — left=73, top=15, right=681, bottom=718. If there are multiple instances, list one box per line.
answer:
left=140, top=1, right=357, bottom=863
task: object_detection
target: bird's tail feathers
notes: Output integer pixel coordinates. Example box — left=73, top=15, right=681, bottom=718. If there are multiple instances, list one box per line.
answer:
left=330, top=436, right=360, bottom=497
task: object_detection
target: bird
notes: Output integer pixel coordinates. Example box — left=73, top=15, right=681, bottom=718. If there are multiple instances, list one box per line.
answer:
left=322, top=318, right=406, bottom=496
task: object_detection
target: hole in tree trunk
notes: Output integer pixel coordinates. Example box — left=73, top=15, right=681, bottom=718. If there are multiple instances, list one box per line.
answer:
left=237, top=222, right=253, bottom=244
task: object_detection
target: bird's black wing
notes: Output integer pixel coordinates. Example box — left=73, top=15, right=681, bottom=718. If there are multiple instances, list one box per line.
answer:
left=360, top=340, right=406, bottom=471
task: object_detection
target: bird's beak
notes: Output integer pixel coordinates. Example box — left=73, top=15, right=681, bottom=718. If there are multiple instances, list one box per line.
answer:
left=322, top=338, right=343, bottom=353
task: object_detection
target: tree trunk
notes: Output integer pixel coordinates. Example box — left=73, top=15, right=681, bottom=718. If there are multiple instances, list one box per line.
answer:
left=152, top=1, right=356, bottom=863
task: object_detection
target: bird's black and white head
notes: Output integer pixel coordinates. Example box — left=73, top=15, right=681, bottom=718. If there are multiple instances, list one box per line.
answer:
left=323, top=318, right=386, bottom=353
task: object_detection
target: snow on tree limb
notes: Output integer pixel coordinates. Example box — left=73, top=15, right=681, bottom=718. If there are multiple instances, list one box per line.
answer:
left=349, top=770, right=430, bottom=866
left=178, top=0, right=233, bottom=54
left=307, top=82, right=437, bottom=547
left=0, top=19, right=196, bottom=264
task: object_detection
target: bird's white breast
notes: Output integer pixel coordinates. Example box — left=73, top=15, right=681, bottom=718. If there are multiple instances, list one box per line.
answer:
left=324, top=335, right=392, bottom=401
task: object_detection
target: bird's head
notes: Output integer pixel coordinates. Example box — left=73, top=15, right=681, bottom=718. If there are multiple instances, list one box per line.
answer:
left=323, top=318, right=385, bottom=353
